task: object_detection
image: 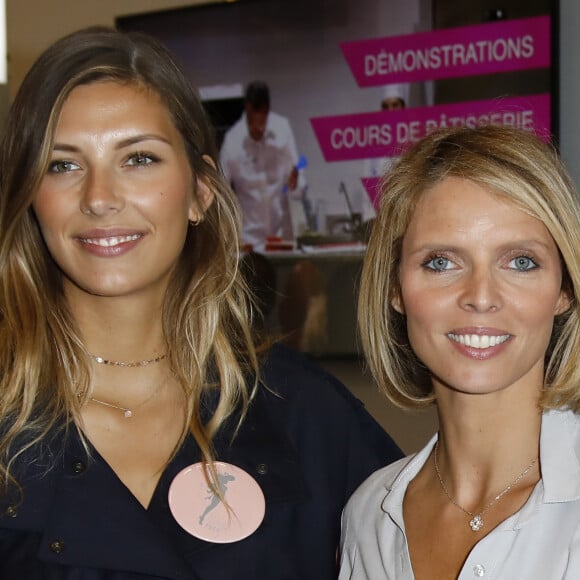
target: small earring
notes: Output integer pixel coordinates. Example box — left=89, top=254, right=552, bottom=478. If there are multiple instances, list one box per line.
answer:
left=189, top=217, right=202, bottom=227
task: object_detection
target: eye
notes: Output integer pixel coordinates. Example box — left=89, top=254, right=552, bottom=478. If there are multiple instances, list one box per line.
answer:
left=48, top=160, right=80, bottom=174
left=125, top=152, right=158, bottom=167
left=423, top=255, right=455, bottom=272
left=508, top=255, right=538, bottom=271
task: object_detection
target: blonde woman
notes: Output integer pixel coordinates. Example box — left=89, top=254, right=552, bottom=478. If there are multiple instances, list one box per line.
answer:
left=340, top=125, right=580, bottom=579
left=0, top=28, right=401, bottom=579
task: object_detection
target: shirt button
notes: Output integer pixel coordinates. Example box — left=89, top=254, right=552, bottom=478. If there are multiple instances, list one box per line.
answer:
left=473, top=564, right=486, bottom=577
left=4, top=506, right=18, bottom=518
left=49, top=540, right=65, bottom=554
left=256, top=463, right=268, bottom=475
left=71, top=460, right=86, bottom=474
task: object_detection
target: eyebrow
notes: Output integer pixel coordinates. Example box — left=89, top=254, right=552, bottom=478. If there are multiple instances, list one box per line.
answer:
left=51, top=133, right=172, bottom=152
left=117, top=134, right=172, bottom=148
left=407, top=239, right=555, bottom=256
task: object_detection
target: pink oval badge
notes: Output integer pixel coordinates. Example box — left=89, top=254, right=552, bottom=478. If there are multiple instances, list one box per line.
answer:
left=168, top=461, right=265, bottom=543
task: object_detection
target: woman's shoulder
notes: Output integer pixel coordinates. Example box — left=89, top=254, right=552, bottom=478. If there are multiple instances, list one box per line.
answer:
left=260, top=342, right=368, bottom=409
left=258, top=342, right=403, bottom=465
left=259, top=342, right=386, bottom=429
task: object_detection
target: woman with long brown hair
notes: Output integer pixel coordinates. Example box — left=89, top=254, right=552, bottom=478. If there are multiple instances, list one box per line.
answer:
left=0, top=27, right=401, bottom=579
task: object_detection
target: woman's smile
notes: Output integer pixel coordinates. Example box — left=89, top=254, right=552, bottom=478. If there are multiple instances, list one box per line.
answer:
left=395, top=176, right=569, bottom=396
left=33, top=81, right=198, bottom=300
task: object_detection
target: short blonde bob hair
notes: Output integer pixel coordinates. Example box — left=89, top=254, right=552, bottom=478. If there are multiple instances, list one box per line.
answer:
left=359, top=125, right=580, bottom=410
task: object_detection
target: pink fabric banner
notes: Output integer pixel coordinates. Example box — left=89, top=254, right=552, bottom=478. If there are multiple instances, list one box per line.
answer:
left=310, top=94, right=550, bottom=162
left=361, top=177, right=381, bottom=211
left=341, top=16, right=550, bottom=87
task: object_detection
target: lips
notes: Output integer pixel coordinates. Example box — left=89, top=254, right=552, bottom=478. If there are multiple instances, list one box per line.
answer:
left=81, top=233, right=142, bottom=247
left=75, top=228, right=146, bottom=256
left=447, top=333, right=511, bottom=349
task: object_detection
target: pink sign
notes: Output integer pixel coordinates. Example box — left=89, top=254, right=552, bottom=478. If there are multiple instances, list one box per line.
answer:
left=310, top=94, right=550, bottom=162
left=362, top=177, right=381, bottom=210
left=341, top=16, right=550, bottom=87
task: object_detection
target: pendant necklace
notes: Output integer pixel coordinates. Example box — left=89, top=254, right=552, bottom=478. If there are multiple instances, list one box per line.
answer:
left=433, top=440, right=538, bottom=532
left=88, top=373, right=169, bottom=418
left=87, top=352, right=169, bottom=418
left=88, top=394, right=155, bottom=418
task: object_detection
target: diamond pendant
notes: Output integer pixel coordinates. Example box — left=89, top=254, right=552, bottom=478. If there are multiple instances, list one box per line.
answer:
left=469, top=515, right=484, bottom=531
left=124, top=410, right=133, bottom=418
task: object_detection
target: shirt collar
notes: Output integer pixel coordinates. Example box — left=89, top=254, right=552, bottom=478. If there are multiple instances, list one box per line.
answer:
left=380, top=433, right=437, bottom=529
left=505, top=408, right=580, bottom=530
left=539, top=408, right=580, bottom=503
left=380, top=409, right=580, bottom=532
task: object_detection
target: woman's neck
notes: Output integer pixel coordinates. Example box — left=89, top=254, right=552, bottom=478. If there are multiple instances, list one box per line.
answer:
left=66, top=290, right=166, bottom=362
left=433, top=385, right=542, bottom=505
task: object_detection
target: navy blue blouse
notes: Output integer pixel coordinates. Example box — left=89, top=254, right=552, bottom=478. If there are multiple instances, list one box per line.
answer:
left=0, top=344, right=402, bottom=579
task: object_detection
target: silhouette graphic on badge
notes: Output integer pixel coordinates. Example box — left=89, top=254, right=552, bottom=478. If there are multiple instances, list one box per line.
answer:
left=169, top=462, right=265, bottom=542
left=198, top=472, right=236, bottom=524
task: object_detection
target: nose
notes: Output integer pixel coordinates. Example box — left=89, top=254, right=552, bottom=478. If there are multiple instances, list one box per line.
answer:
left=80, top=167, right=124, bottom=217
left=458, top=266, right=501, bottom=313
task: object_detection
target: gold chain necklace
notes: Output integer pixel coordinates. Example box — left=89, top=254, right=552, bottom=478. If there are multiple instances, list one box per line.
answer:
left=433, top=440, right=538, bottom=532
left=90, top=353, right=167, bottom=368
left=88, top=374, right=170, bottom=419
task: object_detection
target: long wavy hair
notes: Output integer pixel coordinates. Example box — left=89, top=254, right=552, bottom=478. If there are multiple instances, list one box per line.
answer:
left=0, top=27, right=260, bottom=491
left=359, top=125, right=580, bottom=410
